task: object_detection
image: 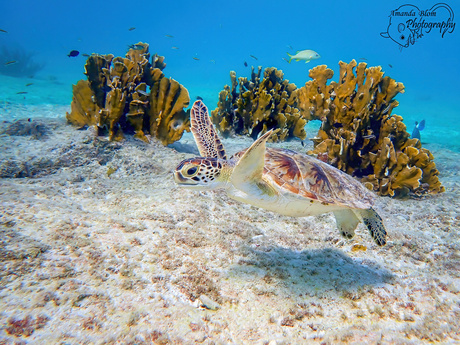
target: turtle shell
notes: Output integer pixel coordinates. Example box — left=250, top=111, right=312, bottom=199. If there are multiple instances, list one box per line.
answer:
left=233, top=147, right=375, bottom=209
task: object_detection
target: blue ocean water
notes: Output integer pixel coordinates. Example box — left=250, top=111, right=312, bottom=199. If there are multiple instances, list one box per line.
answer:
left=1, top=0, right=459, bottom=150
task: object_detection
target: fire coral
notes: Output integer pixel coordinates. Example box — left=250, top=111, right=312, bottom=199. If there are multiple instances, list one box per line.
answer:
left=297, top=60, right=444, bottom=198
left=66, top=42, right=190, bottom=145
left=211, top=67, right=306, bottom=142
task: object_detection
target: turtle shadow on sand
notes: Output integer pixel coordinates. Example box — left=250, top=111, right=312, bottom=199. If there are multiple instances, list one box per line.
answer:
left=230, top=246, right=394, bottom=297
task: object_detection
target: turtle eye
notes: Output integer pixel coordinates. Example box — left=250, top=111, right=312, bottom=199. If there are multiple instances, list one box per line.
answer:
left=182, top=165, right=199, bottom=177
left=187, top=167, right=198, bottom=175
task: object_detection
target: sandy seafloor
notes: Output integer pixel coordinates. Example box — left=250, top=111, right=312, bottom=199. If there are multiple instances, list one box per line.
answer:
left=0, top=104, right=459, bottom=345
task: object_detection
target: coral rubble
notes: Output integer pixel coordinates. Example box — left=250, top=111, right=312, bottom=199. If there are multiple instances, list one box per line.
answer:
left=1, top=118, right=50, bottom=139
left=297, top=60, right=444, bottom=197
left=66, top=42, right=190, bottom=145
left=211, top=67, right=306, bottom=142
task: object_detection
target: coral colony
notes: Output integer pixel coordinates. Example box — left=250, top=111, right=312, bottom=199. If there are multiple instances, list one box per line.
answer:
left=297, top=60, right=444, bottom=198
left=66, top=42, right=190, bottom=145
left=211, top=67, right=306, bottom=142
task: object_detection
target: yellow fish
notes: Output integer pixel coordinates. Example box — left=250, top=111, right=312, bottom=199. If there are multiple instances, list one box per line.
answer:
left=287, top=50, right=320, bottom=63
left=351, top=244, right=367, bottom=252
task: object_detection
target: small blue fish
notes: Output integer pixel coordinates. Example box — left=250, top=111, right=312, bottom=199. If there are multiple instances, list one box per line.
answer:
left=68, top=50, right=79, bottom=57
left=411, top=120, right=425, bottom=140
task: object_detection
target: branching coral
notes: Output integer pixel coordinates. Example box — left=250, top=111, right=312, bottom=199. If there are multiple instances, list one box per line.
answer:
left=66, top=42, right=190, bottom=145
left=297, top=60, right=444, bottom=197
left=211, top=67, right=306, bottom=142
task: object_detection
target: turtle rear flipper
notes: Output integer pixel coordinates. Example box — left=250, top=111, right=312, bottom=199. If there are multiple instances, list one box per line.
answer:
left=333, top=209, right=359, bottom=239
left=355, top=208, right=387, bottom=246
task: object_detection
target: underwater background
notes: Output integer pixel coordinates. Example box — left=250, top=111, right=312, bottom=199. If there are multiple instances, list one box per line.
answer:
left=0, top=0, right=458, bottom=150
left=1, top=1, right=460, bottom=343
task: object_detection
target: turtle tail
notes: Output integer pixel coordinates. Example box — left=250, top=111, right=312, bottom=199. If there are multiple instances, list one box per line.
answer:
left=356, top=208, right=387, bottom=246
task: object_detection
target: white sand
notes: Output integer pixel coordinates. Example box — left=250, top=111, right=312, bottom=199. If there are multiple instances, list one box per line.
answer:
left=0, top=111, right=459, bottom=344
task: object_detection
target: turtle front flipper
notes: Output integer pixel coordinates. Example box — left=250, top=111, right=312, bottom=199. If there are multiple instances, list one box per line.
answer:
left=355, top=208, right=387, bottom=246
left=190, top=100, right=227, bottom=159
left=230, top=130, right=277, bottom=197
left=333, top=209, right=360, bottom=240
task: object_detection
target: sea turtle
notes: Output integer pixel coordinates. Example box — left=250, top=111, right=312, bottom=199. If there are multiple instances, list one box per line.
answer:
left=174, top=100, right=387, bottom=246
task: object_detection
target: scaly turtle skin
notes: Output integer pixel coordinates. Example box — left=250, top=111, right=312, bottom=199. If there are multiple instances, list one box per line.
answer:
left=174, top=100, right=387, bottom=246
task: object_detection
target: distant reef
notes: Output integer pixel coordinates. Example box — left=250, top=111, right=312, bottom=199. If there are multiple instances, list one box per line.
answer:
left=0, top=45, right=45, bottom=78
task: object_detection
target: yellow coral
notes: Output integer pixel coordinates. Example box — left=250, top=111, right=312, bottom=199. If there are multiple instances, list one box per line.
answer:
left=211, top=67, right=306, bottom=142
left=102, top=88, right=127, bottom=141
left=66, top=42, right=190, bottom=145
left=66, top=80, right=101, bottom=128
left=84, top=54, right=114, bottom=107
left=126, top=83, right=149, bottom=142
left=148, top=77, right=190, bottom=146
left=301, top=60, right=443, bottom=197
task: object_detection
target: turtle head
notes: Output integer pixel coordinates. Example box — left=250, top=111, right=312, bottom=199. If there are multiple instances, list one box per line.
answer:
left=174, top=157, right=231, bottom=190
